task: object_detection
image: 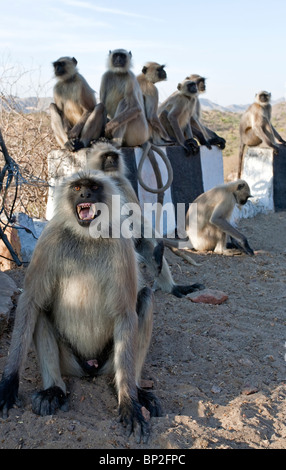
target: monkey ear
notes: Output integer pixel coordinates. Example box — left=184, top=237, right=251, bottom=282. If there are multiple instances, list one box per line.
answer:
left=177, top=83, right=182, bottom=91
left=142, top=66, right=148, bottom=74
left=237, top=183, right=245, bottom=190
left=129, top=51, right=132, bottom=58
left=72, top=57, right=78, bottom=65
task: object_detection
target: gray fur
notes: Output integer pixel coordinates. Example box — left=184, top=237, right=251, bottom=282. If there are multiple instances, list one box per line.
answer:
left=100, top=49, right=149, bottom=147
left=0, top=170, right=159, bottom=442
left=50, top=56, right=105, bottom=150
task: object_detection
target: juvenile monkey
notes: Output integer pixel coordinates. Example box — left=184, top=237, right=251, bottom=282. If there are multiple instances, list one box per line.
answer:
left=158, top=79, right=199, bottom=155
left=186, top=180, right=254, bottom=255
left=0, top=170, right=161, bottom=443
left=50, top=56, right=105, bottom=151
left=86, top=141, right=204, bottom=297
left=187, top=74, right=226, bottom=149
left=137, top=62, right=173, bottom=145
left=238, top=91, right=286, bottom=177
left=100, top=49, right=149, bottom=147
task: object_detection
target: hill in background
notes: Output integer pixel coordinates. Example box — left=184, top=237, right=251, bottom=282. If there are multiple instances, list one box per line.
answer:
left=1, top=96, right=285, bottom=181
left=201, top=100, right=286, bottom=180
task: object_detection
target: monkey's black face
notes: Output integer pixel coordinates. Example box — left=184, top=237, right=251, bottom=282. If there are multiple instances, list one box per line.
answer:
left=112, top=53, right=128, bottom=69
left=69, top=179, right=104, bottom=227
left=101, top=152, right=120, bottom=172
left=259, top=93, right=270, bottom=103
left=53, top=61, right=67, bottom=77
left=238, top=196, right=250, bottom=205
left=157, top=66, right=167, bottom=80
left=235, top=184, right=252, bottom=205
left=187, top=82, right=198, bottom=95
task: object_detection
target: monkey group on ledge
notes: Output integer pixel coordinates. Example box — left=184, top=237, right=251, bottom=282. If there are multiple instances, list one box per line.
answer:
left=49, top=49, right=227, bottom=155
left=0, top=48, right=285, bottom=443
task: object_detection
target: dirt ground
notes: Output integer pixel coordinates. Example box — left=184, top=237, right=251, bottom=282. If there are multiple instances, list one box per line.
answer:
left=0, top=208, right=286, bottom=451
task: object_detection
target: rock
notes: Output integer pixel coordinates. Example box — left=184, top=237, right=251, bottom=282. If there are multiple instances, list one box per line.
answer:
left=0, top=272, right=19, bottom=335
left=241, top=385, right=259, bottom=395
left=187, top=288, right=228, bottom=305
left=15, top=213, right=46, bottom=264
left=0, top=214, right=46, bottom=269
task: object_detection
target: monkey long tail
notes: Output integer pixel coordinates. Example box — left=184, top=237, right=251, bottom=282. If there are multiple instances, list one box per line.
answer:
left=137, top=141, right=173, bottom=194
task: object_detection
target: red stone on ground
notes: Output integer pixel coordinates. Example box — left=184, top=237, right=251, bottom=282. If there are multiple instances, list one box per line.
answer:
left=187, top=288, right=228, bottom=305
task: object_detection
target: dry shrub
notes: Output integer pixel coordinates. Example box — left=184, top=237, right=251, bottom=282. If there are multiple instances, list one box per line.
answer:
left=0, top=59, right=58, bottom=222
left=0, top=101, right=57, bottom=220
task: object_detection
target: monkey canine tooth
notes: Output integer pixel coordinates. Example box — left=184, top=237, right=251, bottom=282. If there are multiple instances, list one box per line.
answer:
left=77, top=203, right=97, bottom=220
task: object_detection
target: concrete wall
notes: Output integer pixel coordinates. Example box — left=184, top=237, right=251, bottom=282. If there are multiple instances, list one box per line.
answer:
left=234, top=144, right=286, bottom=220
left=46, top=145, right=224, bottom=236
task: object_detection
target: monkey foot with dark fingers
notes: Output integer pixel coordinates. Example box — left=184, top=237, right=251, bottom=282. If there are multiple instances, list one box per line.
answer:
left=119, top=390, right=162, bottom=444
left=64, top=138, right=84, bottom=152
left=0, top=374, right=21, bottom=419
left=32, top=386, right=69, bottom=415
left=208, top=136, right=226, bottom=150
left=184, top=138, right=199, bottom=155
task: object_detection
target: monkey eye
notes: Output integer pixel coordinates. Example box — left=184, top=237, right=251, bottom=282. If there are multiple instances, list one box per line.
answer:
left=91, top=185, right=99, bottom=190
left=73, top=185, right=81, bottom=191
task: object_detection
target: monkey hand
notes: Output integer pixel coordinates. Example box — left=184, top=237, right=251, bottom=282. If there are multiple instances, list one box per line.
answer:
left=241, top=237, right=254, bottom=256
left=64, top=138, right=84, bottom=152
left=0, top=375, right=21, bottom=418
left=104, top=120, right=118, bottom=139
left=32, top=386, right=69, bottom=416
left=209, top=136, right=226, bottom=150
left=184, top=138, right=199, bottom=155
left=119, top=398, right=150, bottom=444
left=152, top=241, right=164, bottom=275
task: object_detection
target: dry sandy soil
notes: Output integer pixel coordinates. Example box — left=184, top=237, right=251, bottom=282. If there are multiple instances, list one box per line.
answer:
left=0, top=209, right=286, bottom=451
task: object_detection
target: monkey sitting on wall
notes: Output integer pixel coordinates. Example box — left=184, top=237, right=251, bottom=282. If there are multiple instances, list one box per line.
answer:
left=238, top=90, right=286, bottom=177
left=186, top=74, right=226, bottom=150
left=158, top=79, right=200, bottom=155
left=0, top=170, right=161, bottom=443
left=86, top=141, right=205, bottom=297
left=184, top=180, right=254, bottom=255
left=50, top=56, right=105, bottom=152
left=137, top=62, right=173, bottom=145
left=100, top=49, right=149, bottom=147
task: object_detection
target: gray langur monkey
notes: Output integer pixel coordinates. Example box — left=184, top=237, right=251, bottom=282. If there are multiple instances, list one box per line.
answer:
left=86, top=141, right=204, bottom=297
left=158, top=79, right=200, bottom=155
left=137, top=62, right=173, bottom=145
left=100, top=49, right=149, bottom=147
left=0, top=170, right=161, bottom=443
left=50, top=56, right=105, bottom=152
left=100, top=50, right=174, bottom=206
left=187, top=74, right=226, bottom=150
left=185, top=180, right=254, bottom=255
left=238, top=90, right=286, bottom=177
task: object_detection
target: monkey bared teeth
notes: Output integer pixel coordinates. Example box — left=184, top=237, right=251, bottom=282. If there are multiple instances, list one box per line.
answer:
left=77, top=203, right=97, bottom=220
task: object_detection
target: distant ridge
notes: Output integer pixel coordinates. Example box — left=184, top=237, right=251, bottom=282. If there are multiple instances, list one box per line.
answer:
left=201, top=97, right=285, bottom=113
left=0, top=96, right=52, bottom=113
left=1, top=95, right=285, bottom=114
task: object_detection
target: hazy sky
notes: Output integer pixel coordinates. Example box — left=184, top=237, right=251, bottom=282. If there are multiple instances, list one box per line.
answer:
left=1, top=0, right=286, bottom=106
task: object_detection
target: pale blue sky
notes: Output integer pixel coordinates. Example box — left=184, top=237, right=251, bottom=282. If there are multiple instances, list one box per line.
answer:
left=1, top=0, right=285, bottom=105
